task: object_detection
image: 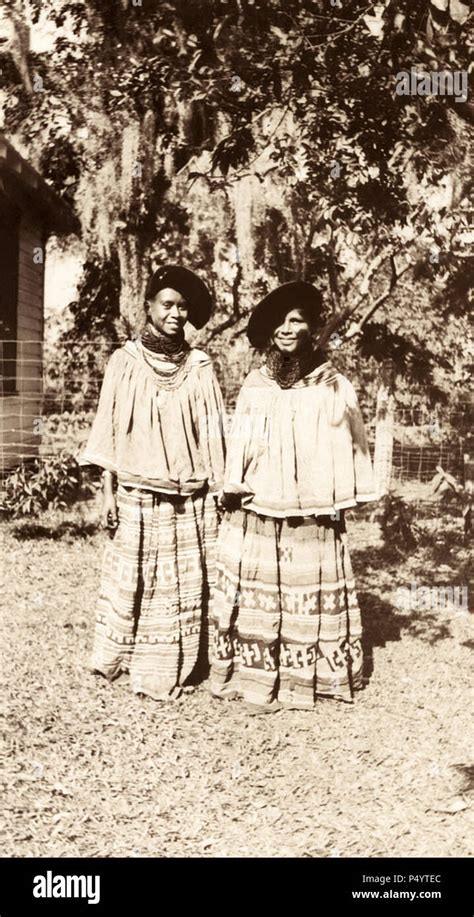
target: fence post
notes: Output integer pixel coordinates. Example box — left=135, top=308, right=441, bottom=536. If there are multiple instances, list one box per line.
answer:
left=373, top=359, right=395, bottom=498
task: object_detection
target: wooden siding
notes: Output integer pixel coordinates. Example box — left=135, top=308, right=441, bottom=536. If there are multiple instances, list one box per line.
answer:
left=0, top=212, right=44, bottom=470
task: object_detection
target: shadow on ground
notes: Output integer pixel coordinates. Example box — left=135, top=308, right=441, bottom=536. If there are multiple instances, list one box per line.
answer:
left=454, top=764, right=474, bottom=795
left=9, top=519, right=99, bottom=540
left=359, top=586, right=461, bottom=685
left=359, top=592, right=405, bottom=683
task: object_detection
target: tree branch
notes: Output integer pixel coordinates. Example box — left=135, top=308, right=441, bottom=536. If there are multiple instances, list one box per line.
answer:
left=204, top=259, right=243, bottom=343
left=343, top=260, right=413, bottom=340
left=316, top=252, right=413, bottom=350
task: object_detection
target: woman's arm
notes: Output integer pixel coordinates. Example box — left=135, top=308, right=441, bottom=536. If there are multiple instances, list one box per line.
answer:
left=343, top=376, right=376, bottom=503
left=197, top=363, right=227, bottom=493
left=101, top=470, right=118, bottom=529
left=222, top=383, right=256, bottom=503
left=80, top=349, right=121, bottom=473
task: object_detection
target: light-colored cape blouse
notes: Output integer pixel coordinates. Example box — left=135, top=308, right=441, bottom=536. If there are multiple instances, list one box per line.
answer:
left=80, top=340, right=226, bottom=495
left=224, top=361, right=375, bottom=517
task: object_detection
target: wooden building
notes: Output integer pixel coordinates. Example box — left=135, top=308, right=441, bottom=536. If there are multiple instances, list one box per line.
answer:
left=0, top=133, right=75, bottom=472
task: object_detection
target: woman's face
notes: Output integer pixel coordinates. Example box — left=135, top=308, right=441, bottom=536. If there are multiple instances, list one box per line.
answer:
left=147, top=288, right=189, bottom=337
left=272, top=308, right=312, bottom=354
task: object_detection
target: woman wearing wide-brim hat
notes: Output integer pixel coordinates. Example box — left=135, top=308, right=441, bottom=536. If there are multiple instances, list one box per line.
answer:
left=210, top=281, right=375, bottom=713
left=81, top=265, right=226, bottom=700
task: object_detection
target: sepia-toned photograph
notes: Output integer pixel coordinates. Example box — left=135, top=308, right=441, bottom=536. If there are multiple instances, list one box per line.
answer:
left=0, top=0, right=472, bottom=894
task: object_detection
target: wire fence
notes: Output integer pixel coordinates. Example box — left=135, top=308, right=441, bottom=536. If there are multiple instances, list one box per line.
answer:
left=391, top=442, right=465, bottom=482
left=1, top=340, right=471, bottom=490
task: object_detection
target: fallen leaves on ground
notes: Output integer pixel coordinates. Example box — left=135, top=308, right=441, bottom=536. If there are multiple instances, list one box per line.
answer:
left=2, top=507, right=473, bottom=857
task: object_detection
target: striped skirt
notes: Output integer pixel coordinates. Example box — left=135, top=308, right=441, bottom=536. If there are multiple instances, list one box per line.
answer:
left=90, top=485, right=218, bottom=699
left=210, top=509, right=363, bottom=709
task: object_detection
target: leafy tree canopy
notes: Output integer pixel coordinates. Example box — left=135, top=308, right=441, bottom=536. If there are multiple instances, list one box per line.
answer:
left=0, top=0, right=472, bottom=409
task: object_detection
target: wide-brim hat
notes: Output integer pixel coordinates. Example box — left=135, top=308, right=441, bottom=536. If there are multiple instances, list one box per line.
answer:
left=145, top=264, right=212, bottom=330
left=247, top=281, right=324, bottom=349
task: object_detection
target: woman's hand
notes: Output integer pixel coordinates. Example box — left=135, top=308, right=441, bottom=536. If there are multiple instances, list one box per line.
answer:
left=218, top=491, right=242, bottom=513
left=101, top=491, right=118, bottom=529
left=101, top=471, right=118, bottom=529
left=215, top=489, right=227, bottom=512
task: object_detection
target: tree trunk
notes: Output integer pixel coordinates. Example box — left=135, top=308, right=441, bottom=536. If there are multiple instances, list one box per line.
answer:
left=117, top=233, right=146, bottom=334
left=117, top=109, right=158, bottom=333
left=0, top=3, right=32, bottom=93
left=373, top=359, right=396, bottom=498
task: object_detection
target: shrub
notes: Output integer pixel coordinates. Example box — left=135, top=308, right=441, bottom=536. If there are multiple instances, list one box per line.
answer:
left=39, top=410, right=97, bottom=457
left=371, top=493, right=421, bottom=551
left=1, top=454, right=97, bottom=518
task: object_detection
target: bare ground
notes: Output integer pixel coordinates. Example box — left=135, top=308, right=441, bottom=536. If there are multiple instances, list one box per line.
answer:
left=2, top=506, right=473, bottom=858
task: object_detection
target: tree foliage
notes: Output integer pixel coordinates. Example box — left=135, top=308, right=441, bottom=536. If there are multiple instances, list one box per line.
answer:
left=0, top=0, right=472, bottom=407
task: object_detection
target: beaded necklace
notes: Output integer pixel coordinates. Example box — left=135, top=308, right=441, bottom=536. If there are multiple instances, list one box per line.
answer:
left=140, top=322, right=190, bottom=364
left=265, top=342, right=325, bottom=389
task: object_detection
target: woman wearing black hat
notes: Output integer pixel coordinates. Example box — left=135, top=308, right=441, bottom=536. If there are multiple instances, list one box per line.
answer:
left=210, top=282, right=375, bottom=713
left=81, top=266, right=226, bottom=700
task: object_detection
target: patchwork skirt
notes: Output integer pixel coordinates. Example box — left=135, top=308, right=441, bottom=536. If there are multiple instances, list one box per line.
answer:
left=90, top=485, right=218, bottom=699
left=210, top=509, right=363, bottom=709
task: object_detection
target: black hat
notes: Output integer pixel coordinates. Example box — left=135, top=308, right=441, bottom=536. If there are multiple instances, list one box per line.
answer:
left=247, top=281, right=323, bottom=349
left=145, top=265, right=213, bottom=330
